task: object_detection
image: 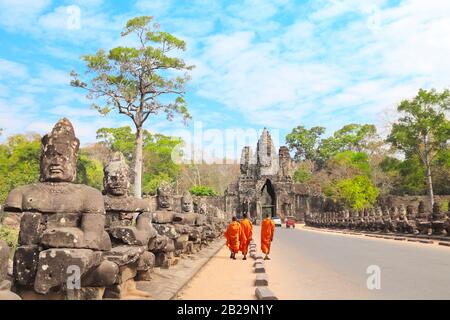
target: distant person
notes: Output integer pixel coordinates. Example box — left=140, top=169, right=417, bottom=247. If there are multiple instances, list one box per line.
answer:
left=224, top=216, right=241, bottom=260
left=239, top=213, right=253, bottom=260
left=261, top=213, right=275, bottom=260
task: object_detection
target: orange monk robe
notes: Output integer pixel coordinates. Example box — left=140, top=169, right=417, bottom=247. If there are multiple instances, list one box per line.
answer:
left=224, top=221, right=241, bottom=254
left=261, top=218, right=275, bottom=254
left=239, top=218, right=253, bottom=255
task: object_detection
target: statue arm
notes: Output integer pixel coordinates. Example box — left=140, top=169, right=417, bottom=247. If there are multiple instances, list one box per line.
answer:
left=3, top=187, right=24, bottom=212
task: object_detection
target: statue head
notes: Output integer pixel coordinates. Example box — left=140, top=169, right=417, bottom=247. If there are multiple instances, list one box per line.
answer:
left=157, top=181, right=173, bottom=210
left=418, top=201, right=425, bottom=214
left=399, top=204, right=406, bottom=216
left=406, top=205, right=415, bottom=217
left=40, top=118, right=80, bottom=183
left=390, top=206, right=398, bottom=217
left=181, top=191, right=193, bottom=213
left=432, top=201, right=441, bottom=215
left=104, top=152, right=130, bottom=196
left=376, top=207, right=382, bottom=217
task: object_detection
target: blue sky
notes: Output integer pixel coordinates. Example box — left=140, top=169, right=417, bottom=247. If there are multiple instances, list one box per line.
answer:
left=0, top=0, right=449, bottom=160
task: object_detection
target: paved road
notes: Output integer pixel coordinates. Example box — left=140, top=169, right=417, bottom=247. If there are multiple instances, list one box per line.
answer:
left=253, top=226, right=450, bottom=299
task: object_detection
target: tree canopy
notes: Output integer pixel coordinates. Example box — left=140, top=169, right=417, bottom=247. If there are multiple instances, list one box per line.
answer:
left=71, top=15, right=193, bottom=197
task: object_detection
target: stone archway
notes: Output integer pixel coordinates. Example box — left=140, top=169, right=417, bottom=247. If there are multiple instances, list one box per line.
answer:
left=261, top=179, right=276, bottom=218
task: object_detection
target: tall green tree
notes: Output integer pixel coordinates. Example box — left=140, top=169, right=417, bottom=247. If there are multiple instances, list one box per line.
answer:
left=387, top=88, right=450, bottom=208
left=319, top=124, right=378, bottom=160
left=285, top=125, right=325, bottom=163
left=71, top=16, right=193, bottom=198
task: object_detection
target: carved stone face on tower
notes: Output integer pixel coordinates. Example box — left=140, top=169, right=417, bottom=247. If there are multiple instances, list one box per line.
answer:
left=157, top=181, right=173, bottom=210
left=181, top=191, right=193, bottom=213
left=40, top=118, right=80, bottom=183
left=104, top=152, right=130, bottom=196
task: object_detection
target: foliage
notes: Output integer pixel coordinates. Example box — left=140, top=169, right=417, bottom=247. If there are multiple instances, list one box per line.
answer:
left=293, top=168, right=311, bottom=183
left=285, top=123, right=379, bottom=169
left=96, top=126, right=136, bottom=161
left=143, top=133, right=183, bottom=183
left=334, top=175, right=379, bottom=210
left=0, top=134, right=40, bottom=203
left=142, top=172, right=171, bottom=195
left=387, top=88, right=450, bottom=203
left=387, top=88, right=450, bottom=159
left=319, top=124, right=378, bottom=162
left=0, top=225, right=19, bottom=256
left=190, top=185, right=218, bottom=196
left=286, top=126, right=325, bottom=162
left=330, top=151, right=371, bottom=176
left=76, top=153, right=104, bottom=190
left=96, top=126, right=183, bottom=195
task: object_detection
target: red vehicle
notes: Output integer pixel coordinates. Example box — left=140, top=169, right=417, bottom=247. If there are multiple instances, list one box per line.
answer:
left=285, top=216, right=296, bottom=228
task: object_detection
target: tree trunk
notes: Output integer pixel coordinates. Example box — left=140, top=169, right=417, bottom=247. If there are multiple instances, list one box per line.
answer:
left=425, top=161, right=434, bottom=209
left=134, top=125, right=144, bottom=199
left=423, top=133, right=434, bottom=210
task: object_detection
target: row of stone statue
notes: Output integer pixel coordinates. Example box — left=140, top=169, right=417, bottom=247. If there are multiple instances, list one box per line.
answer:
left=306, top=201, right=450, bottom=236
left=0, top=119, right=227, bottom=300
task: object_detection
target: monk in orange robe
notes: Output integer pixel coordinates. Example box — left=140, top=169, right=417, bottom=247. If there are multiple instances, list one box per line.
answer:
left=261, top=214, right=275, bottom=260
left=239, top=213, right=253, bottom=260
left=224, top=216, right=241, bottom=260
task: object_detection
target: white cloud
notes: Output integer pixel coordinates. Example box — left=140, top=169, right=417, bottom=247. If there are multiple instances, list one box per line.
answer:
left=0, top=0, right=51, bottom=31
left=0, top=58, right=28, bottom=80
left=135, top=0, right=173, bottom=16
left=190, top=0, right=450, bottom=132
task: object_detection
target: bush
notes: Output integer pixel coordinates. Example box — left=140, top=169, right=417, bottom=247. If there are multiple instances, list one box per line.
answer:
left=0, top=225, right=19, bottom=257
left=190, top=185, right=218, bottom=196
left=293, top=168, right=311, bottom=183
left=335, top=175, right=379, bottom=210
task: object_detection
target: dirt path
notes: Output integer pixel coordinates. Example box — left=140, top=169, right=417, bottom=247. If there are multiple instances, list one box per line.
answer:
left=175, top=244, right=256, bottom=300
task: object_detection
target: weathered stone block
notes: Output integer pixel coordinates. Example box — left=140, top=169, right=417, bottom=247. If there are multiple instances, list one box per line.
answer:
left=255, top=274, right=268, bottom=286
left=0, top=240, right=9, bottom=282
left=137, top=251, right=155, bottom=271
left=173, top=213, right=197, bottom=225
left=19, top=212, right=43, bottom=245
left=152, top=212, right=174, bottom=224
left=41, top=227, right=85, bottom=248
left=155, top=252, right=171, bottom=269
left=103, top=245, right=146, bottom=266
left=255, top=286, right=277, bottom=300
left=41, top=227, right=111, bottom=251
left=13, top=245, right=40, bottom=286
left=66, top=287, right=105, bottom=300
left=34, top=248, right=102, bottom=294
left=117, top=266, right=137, bottom=284
left=109, top=226, right=150, bottom=246
left=82, top=260, right=119, bottom=287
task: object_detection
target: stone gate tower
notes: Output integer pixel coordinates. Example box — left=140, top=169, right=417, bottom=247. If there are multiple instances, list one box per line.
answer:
left=225, top=129, right=320, bottom=223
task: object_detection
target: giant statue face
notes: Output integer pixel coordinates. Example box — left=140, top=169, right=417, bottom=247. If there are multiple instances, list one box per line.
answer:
left=104, top=152, right=130, bottom=196
left=157, top=182, right=173, bottom=209
left=181, top=192, right=193, bottom=213
left=40, top=118, right=79, bottom=183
